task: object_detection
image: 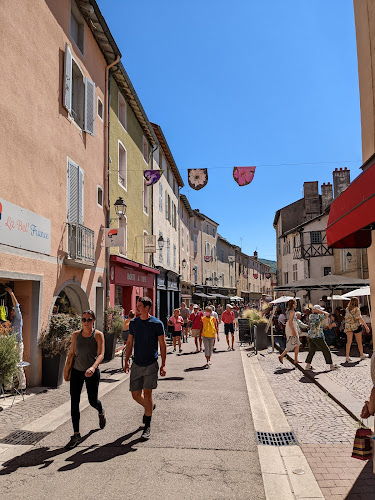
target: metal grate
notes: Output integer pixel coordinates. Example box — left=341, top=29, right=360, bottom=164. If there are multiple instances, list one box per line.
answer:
left=256, top=431, right=298, bottom=446
left=0, top=430, right=50, bottom=445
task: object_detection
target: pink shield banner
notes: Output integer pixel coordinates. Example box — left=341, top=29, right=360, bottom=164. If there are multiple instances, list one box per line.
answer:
left=233, top=166, right=256, bottom=186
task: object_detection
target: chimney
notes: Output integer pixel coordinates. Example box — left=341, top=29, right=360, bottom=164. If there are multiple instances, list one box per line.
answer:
left=253, top=251, right=258, bottom=260
left=321, top=182, right=333, bottom=211
left=303, top=181, right=321, bottom=219
left=333, top=167, right=350, bottom=198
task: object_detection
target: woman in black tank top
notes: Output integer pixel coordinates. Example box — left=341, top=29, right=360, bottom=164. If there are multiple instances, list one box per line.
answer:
left=64, top=309, right=105, bottom=450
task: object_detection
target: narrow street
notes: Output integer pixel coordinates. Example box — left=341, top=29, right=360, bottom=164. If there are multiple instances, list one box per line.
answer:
left=1, top=332, right=265, bottom=500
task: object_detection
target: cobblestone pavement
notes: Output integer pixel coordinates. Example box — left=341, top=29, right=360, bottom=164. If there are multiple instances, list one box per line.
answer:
left=257, top=349, right=375, bottom=500
left=0, top=349, right=124, bottom=439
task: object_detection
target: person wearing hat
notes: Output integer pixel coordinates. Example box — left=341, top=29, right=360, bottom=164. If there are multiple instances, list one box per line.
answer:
left=189, top=304, right=203, bottom=353
left=305, top=305, right=339, bottom=371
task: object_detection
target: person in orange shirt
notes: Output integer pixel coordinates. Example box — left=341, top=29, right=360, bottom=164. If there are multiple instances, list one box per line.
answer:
left=200, top=306, right=219, bottom=368
left=221, top=304, right=235, bottom=350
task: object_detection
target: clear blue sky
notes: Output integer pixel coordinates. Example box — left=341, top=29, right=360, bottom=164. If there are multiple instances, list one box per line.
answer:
left=97, top=0, right=362, bottom=260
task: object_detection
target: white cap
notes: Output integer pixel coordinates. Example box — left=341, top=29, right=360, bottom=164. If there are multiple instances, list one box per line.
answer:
left=313, top=304, right=325, bottom=312
left=226, top=304, right=233, bottom=308
left=193, top=304, right=199, bottom=309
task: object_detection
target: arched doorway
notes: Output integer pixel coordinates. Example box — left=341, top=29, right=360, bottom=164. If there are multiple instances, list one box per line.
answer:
left=52, top=281, right=90, bottom=317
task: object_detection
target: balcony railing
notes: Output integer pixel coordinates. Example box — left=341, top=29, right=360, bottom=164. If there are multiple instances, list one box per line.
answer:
left=67, top=223, right=95, bottom=265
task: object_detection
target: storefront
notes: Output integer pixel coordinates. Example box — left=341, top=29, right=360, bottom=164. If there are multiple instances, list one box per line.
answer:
left=110, top=255, right=159, bottom=316
left=180, top=281, right=192, bottom=306
left=156, top=269, right=180, bottom=325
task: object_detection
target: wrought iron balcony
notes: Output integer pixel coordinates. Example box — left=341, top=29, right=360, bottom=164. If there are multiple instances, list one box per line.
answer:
left=66, top=223, right=95, bottom=267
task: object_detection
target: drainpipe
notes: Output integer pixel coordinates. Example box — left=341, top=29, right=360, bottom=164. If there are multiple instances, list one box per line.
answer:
left=105, top=55, right=120, bottom=310
left=150, top=143, right=158, bottom=268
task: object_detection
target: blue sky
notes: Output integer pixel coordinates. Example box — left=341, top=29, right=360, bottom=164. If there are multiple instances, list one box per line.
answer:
left=97, top=0, right=362, bottom=260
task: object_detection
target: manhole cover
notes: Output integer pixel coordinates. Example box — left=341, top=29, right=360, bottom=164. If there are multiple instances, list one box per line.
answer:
left=154, top=391, right=184, bottom=401
left=256, top=431, right=298, bottom=446
left=0, top=430, right=50, bottom=445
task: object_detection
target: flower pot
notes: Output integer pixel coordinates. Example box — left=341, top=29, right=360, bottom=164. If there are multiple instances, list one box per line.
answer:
left=104, top=333, right=117, bottom=361
left=42, top=351, right=67, bottom=388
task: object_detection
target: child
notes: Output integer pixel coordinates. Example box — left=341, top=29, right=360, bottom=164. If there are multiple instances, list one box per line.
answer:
left=168, top=309, right=184, bottom=353
left=200, top=306, right=219, bottom=368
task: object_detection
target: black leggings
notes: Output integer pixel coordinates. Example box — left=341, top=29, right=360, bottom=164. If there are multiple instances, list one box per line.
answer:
left=70, top=367, right=102, bottom=433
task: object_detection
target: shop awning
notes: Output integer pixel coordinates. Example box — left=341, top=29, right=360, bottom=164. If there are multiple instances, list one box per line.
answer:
left=193, top=292, right=210, bottom=299
left=326, top=160, right=375, bottom=248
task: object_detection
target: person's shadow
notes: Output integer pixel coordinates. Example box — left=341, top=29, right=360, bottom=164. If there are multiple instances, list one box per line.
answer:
left=0, top=429, right=98, bottom=475
left=58, top=427, right=143, bottom=472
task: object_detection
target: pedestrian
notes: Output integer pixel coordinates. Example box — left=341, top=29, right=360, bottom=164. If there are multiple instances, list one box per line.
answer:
left=200, top=306, right=219, bottom=368
left=179, top=302, right=190, bottom=343
left=360, top=352, right=375, bottom=419
left=124, top=297, right=166, bottom=440
left=190, top=304, right=203, bottom=353
left=168, top=308, right=184, bottom=353
left=222, top=304, right=235, bottom=350
left=345, top=297, right=370, bottom=362
left=4, top=287, right=26, bottom=390
left=278, top=299, right=301, bottom=365
left=233, top=305, right=239, bottom=332
left=64, top=310, right=106, bottom=450
left=217, top=304, right=223, bottom=324
left=295, top=311, right=309, bottom=349
left=211, top=306, right=219, bottom=352
left=122, top=309, right=135, bottom=344
left=305, top=305, right=340, bottom=371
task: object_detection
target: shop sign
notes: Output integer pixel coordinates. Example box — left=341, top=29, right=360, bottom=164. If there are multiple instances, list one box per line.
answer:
left=113, top=265, right=154, bottom=288
left=144, top=234, right=156, bottom=253
left=105, top=227, right=125, bottom=247
left=167, top=279, right=178, bottom=290
left=0, top=198, right=51, bottom=255
left=157, top=275, right=166, bottom=288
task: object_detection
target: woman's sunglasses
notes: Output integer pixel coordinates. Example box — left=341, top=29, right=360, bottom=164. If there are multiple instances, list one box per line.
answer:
left=82, top=318, right=93, bottom=322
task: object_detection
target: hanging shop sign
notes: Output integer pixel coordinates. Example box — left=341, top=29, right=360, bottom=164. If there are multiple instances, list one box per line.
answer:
left=204, top=255, right=212, bottom=262
left=144, top=234, right=156, bottom=253
left=105, top=227, right=125, bottom=247
left=0, top=198, right=51, bottom=255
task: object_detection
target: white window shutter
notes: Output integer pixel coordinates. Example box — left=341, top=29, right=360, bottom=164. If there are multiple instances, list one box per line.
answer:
left=63, top=44, right=72, bottom=113
left=68, top=160, right=79, bottom=222
left=84, top=77, right=95, bottom=136
left=78, top=167, right=84, bottom=224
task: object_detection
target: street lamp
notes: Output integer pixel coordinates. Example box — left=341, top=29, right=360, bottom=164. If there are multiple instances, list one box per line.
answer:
left=182, top=258, right=187, bottom=268
left=114, top=197, right=127, bottom=218
left=346, top=252, right=352, bottom=263
left=158, top=235, right=164, bottom=250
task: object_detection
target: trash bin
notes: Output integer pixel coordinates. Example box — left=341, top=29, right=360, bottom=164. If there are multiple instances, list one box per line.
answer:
left=254, top=322, right=268, bottom=350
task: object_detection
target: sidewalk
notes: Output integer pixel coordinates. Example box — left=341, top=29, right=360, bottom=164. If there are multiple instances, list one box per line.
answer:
left=257, top=343, right=375, bottom=500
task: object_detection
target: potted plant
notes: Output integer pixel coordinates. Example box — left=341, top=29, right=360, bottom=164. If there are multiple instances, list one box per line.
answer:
left=104, top=307, right=123, bottom=361
left=38, top=313, right=81, bottom=387
left=0, top=325, right=20, bottom=389
left=242, top=308, right=269, bottom=350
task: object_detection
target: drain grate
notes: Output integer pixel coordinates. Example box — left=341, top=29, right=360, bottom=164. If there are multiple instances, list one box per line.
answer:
left=0, top=430, right=50, bottom=445
left=256, top=431, right=298, bottom=446
left=154, top=391, right=184, bottom=401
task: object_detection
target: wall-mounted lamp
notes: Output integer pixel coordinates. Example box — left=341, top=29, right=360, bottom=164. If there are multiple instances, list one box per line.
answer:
left=182, top=258, right=187, bottom=269
left=346, top=252, right=352, bottom=263
left=114, top=197, right=127, bottom=218
left=158, top=235, right=164, bottom=250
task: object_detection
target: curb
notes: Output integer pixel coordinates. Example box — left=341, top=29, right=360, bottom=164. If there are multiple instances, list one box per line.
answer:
left=274, top=343, right=362, bottom=424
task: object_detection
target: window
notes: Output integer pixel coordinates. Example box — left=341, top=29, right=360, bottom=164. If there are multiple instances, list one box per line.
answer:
left=70, top=0, right=84, bottom=54
left=158, top=232, right=163, bottom=263
left=293, top=236, right=296, bottom=248
left=212, top=228, right=216, bottom=237
left=206, top=224, right=209, bottom=234
left=193, top=266, right=198, bottom=284
left=119, top=216, right=127, bottom=256
left=342, top=249, right=348, bottom=272
left=118, top=93, right=127, bottom=129
left=67, top=159, right=84, bottom=224
left=222, top=273, right=225, bottom=286
left=324, top=267, right=331, bottom=276
left=97, top=186, right=103, bottom=207
left=194, top=234, right=198, bottom=253
left=173, top=204, right=177, bottom=229
left=171, top=202, right=175, bottom=227
left=142, top=136, right=149, bottom=164
left=181, top=228, right=184, bottom=250
left=194, top=218, right=197, bottom=229
left=159, top=183, right=163, bottom=212
left=143, top=231, right=148, bottom=265
left=283, top=272, right=289, bottom=285
left=221, top=249, right=224, bottom=262
left=173, top=244, right=176, bottom=269
left=97, top=97, right=103, bottom=121
left=212, top=246, right=216, bottom=259
left=143, top=179, right=149, bottom=215
left=311, top=231, right=321, bottom=244
left=167, top=238, right=170, bottom=266
left=118, top=141, right=127, bottom=189
left=167, top=195, right=171, bottom=223
left=63, top=44, right=95, bottom=135
left=165, top=190, right=168, bottom=219
left=292, top=264, right=298, bottom=281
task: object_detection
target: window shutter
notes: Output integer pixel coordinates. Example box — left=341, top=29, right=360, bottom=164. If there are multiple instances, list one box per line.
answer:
left=165, top=190, right=168, bottom=219
left=84, top=77, right=95, bottom=136
left=78, top=167, right=84, bottom=224
left=68, top=160, right=79, bottom=222
left=63, top=43, right=73, bottom=113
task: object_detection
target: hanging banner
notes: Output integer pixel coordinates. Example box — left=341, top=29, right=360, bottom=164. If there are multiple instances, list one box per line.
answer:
left=144, top=169, right=164, bottom=186
left=105, top=227, right=125, bottom=247
left=233, top=166, right=256, bottom=186
left=188, top=168, right=208, bottom=191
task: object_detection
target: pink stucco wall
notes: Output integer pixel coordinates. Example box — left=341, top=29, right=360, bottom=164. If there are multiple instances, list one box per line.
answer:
left=0, top=0, right=108, bottom=384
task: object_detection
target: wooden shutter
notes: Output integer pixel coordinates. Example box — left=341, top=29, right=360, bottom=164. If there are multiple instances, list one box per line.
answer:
left=67, top=160, right=84, bottom=224
left=84, top=77, right=95, bottom=136
left=78, top=167, right=84, bottom=224
left=63, top=44, right=72, bottom=113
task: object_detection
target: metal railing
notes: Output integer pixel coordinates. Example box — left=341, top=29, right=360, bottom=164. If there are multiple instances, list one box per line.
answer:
left=67, top=223, right=95, bottom=264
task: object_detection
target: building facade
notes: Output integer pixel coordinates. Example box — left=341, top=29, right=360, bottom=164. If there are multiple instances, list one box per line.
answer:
left=180, top=195, right=194, bottom=305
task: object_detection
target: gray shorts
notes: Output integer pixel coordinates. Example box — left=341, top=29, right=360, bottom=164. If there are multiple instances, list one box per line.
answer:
left=129, top=361, right=158, bottom=392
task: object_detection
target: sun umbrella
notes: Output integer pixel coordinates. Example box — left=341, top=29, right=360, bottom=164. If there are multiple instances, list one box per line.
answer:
left=342, top=286, right=371, bottom=298
left=327, top=295, right=350, bottom=301
left=270, top=295, right=300, bottom=304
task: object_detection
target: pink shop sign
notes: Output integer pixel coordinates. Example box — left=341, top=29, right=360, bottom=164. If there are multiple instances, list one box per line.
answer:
left=0, top=198, right=51, bottom=255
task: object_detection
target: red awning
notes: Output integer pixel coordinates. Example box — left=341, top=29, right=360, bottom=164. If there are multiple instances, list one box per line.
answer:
left=326, top=161, right=375, bottom=248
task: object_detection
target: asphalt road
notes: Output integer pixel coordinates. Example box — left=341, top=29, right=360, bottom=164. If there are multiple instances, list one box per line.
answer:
left=0, top=335, right=265, bottom=500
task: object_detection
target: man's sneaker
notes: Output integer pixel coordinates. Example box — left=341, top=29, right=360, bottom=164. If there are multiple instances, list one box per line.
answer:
left=345, top=357, right=352, bottom=362
left=141, top=426, right=151, bottom=440
left=179, top=348, right=182, bottom=353
left=305, top=364, right=313, bottom=370
left=99, top=410, right=106, bottom=429
left=65, top=434, right=82, bottom=450
left=330, top=364, right=340, bottom=371
left=227, top=346, right=231, bottom=351
left=360, top=354, right=369, bottom=360
left=173, top=348, right=176, bottom=352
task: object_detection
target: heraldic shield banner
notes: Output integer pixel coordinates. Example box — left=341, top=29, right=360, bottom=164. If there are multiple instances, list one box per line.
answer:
left=188, top=168, right=208, bottom=190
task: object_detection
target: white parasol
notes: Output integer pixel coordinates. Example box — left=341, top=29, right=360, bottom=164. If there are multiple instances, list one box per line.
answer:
left=342, top=286, right=371, bottom=298
left=327, top=295, right=350, bottom=301
left=270, top=295, right=300, bottom=304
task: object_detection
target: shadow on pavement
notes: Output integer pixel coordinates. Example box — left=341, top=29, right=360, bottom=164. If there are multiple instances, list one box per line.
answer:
left=346, top=461, right=375, bottom=498
left=274, top=368, right=295, bottom=374
left=101, top=368, right=123, bottom=376
left=99, top=378, right=121, bottom=384
left=58, top=427, right=144, bottom=472
left=158, top=377, right=185, bottom=381
left=177, top=352, right=199, bottom=356
left=0, top=429, right=99, bottom=475
left=184, top=366, right=207, bottom=372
